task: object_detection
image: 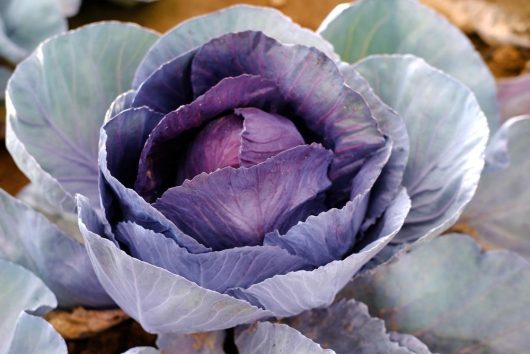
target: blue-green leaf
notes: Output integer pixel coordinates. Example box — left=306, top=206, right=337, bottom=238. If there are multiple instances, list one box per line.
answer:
left=0, top=259, right=64, bottom=354
left=6, top=22, right=159, bottom=212
left=461, top=116, right=530, bottom=259
left=6, top=312, right=67, bottom=354
left=0, top=0, right=66, bottom=63
left=236, top=322, right=335, bottom=354
left=319, top=0, right=498, bottom=131
left=0, top=66, right=11, bottom=100
left=344, top=234, right=530, bottom=354
left=355, top=55, right=488, bottom=244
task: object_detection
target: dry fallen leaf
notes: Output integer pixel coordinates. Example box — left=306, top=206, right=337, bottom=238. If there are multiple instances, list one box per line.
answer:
left=422, top=0, right=530, bottom=48
left=45, top=307, right=129, bottom=340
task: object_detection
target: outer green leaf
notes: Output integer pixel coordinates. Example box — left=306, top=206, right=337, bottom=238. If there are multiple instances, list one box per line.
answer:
left=318, top=0, right=498, bottom=131
left=0, top=259, right=57, bottom=353
left=236, top=322, right=335, bottom=354
left=0, top=66, right=11, bottom=100
left=133, top=5, right=337, bottom=87
left=461, top=116, right=530, bottom=259
left=344, top=234, right=530, bottom=354
left=6, top=312, right=67, bottom=354
left=0, top=0, right=66, bottom=63
left=6, top=22, right=159, bottom=212
left=355, top=55, right=488, bottom=244
left=287, top=300, right=432, bottom=354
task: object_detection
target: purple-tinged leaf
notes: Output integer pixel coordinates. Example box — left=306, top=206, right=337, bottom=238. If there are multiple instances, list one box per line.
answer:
left=132, top=49, right=195, bottom=114
left=238, top=107, right=304, bottom=167
left=229, top=189, right=410, bottom=317
left=153, top=145, right=332, bottom=250
left=104, top=107, right=164, bottom=189
left=133, top=5, right=337, bottom=86
left=190, top=31, right=385, bottom=200
left=114, top=222, right=308, bottom=292
left=105, top=90, right=137, bottom=123
left=78, top=196, right=274, bottom=334
left=179, top=114, right=243, bottom=181
left=236, top=322, right=334, bottom=354
left=136, top=74, right=285, bottom=201
left=0, top=190, right=113, bottom=308
left=99, top=125, right=209, bottom=254
left=263, top=193, right=366, bottom=267
left=287, top=300, right=432, bottom=354
left=340, top=64, right=409, bottom=226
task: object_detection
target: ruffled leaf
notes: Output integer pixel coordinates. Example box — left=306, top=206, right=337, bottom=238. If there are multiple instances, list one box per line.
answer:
left=287, top=299, right=432, bottom=354
left=236, top=322, right=334, bottom=354
left=157, top=331, right=225, bottom=354
left=136, top=74, right=285, bottom=200
left=189, top=31, right=385, bottom=200
left=99, top=106, right=210, bottom=254
left=344, top=234, right=530, bottom=354
left=229, top=189, right=410, bottom=317
left=0, top=0, right=66, bottom=63
left=319, top=0, right=499, bottom=131
left=355, top=55, right=488, bottom=243
left=461, top=116, right=530, bottom=259
left=153, top=145, right=332, bottom=250
left=0, top=189, right=112, bottom=308
left=0, top=259, right=60, bottom=353
left=263, top=194, right=366, bottom=267
left=340, top=64, right=409, bottom=225
left=238, top=107, right=304, bottom=167
left=78, top=196, right=274, bottom=334
left=6, top=22, right=159, bottom=212
left=133, top=5, right=337, bottom=86
left=114, top=221, right=308, bottom=292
